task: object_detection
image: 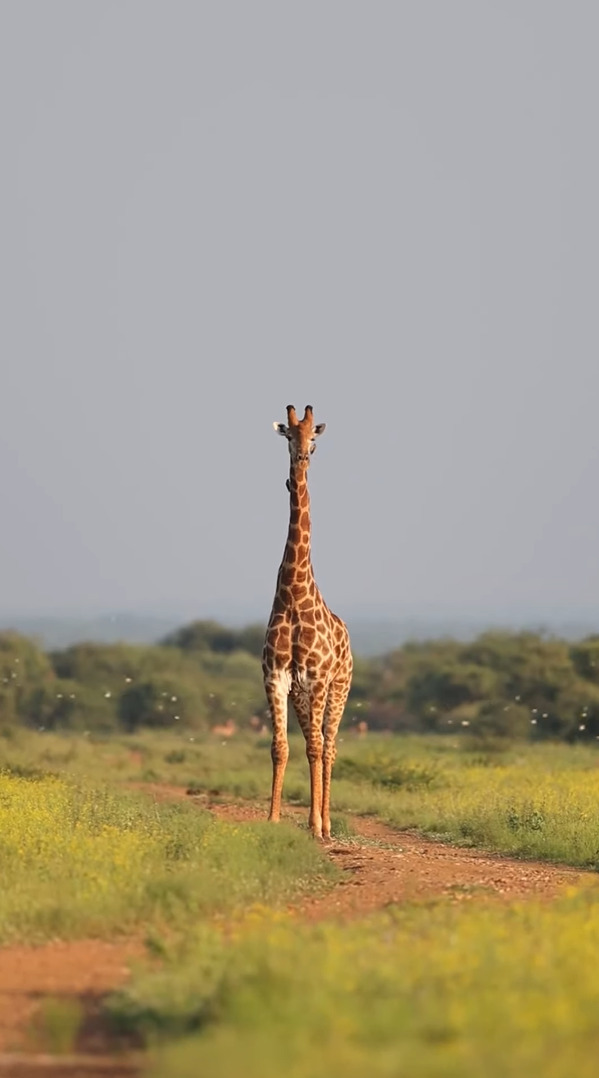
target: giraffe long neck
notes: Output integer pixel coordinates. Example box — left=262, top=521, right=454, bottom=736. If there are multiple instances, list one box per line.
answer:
left=278, top=462, right=314, bottom=585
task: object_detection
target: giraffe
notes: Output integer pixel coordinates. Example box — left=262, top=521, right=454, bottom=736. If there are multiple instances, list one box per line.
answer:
left=262, top=404, right=353, bottom=840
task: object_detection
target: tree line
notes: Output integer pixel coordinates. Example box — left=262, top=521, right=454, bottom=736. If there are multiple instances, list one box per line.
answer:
left=0, top=621, right=598, bottom=741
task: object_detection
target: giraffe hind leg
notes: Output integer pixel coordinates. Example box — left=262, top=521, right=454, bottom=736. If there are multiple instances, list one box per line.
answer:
left=322, top=679, right=351, bottom=841
left=291, top=683, right=326, bottom=840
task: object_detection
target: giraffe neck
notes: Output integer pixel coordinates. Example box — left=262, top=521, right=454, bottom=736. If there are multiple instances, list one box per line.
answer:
left=278, top=462, right=314, bottom=586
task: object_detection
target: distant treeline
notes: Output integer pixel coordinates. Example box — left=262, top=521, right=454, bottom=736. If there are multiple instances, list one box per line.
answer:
left=0, top=621, right=598, bottom=741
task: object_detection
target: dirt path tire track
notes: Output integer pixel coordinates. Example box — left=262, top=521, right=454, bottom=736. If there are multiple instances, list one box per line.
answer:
left=0, top=785, right=596, bottom=1074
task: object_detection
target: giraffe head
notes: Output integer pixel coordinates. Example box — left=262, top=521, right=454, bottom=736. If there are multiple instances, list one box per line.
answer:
left=273, top=405, right=326, bottom=467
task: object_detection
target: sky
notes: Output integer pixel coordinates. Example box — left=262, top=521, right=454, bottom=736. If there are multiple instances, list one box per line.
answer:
left=1, top=1, right=598, bottom=625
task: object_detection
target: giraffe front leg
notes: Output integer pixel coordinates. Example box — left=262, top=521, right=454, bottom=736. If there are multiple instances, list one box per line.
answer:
left=322, top=679, right=351, bottom=841
left=265, top=674, right=289, bottom=823
left=306, top=731, right=324, bottom=839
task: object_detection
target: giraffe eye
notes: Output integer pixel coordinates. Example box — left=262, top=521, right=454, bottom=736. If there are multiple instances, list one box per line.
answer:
left=309, top=442, right=316, bottom=454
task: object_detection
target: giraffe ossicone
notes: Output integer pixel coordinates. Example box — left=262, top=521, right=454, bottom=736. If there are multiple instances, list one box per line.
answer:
left=262, top=403, right=353, bottom=840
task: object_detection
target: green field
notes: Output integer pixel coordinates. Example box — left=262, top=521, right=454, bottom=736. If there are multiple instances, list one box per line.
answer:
left=2, top=729, right=599, bottom=1076
left=0, top=768, right=334, bottom=944
left=5, top=726, right=599, bottom=865
left=121, top=895, right=599, bottom=1078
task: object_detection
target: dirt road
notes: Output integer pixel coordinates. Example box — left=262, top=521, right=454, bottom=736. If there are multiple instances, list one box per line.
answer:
left=207, top=796, right=594, bottom=917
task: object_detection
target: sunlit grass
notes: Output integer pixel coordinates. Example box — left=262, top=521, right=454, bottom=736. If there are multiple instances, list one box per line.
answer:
left=329, top=738, right=599, bottom=866
left=3, top=728, right=599, bottom=867
left=0, top=772, right=336, bottom=943
left=4, top=728, right=599, bottom=1075
left=107, top=889, right=599, bottom=1078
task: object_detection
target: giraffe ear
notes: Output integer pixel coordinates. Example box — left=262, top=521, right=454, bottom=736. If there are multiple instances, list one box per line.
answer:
left=273, top=422, right=288, bottom=436
left=314, top=423, right=326, bottom=436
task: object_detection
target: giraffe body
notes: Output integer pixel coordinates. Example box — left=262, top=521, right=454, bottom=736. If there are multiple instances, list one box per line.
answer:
left=263, top=404, right=353, bottom=840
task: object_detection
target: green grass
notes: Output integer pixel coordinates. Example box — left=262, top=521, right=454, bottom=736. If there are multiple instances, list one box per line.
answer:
left=4, top=728, right=599, bottom=1075
left=30, top=998, right=84, bottom=1055
left=106, top=889, right=599, bottom=1078
left=0, top=771, right=336, bottom=943
left=328, top=739, right=599, bottom=868
left=4, top=728, right=599, bottom=867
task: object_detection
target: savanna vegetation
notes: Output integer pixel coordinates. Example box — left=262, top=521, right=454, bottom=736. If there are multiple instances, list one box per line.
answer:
left=114, top=894, right=599, bottom=1078
left=3, top=729, right=599, bottom=1076
left=0, top=768, right=335, bottom=944
left=1, top=619, right=599, bottom=742
left=4, top=728, right=599, bottom=869
left=3, top=619, right=599, bottom=1076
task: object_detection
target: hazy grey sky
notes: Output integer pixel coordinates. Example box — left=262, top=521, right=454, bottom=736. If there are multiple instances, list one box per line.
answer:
left=1, top=1, right=598, bottom=622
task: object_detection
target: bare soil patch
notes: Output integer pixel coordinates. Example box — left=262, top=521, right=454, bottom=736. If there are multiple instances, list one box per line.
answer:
left=202, top=796, right=597, bottom=918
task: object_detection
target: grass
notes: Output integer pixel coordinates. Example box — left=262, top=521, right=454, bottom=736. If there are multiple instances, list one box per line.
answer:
left=0, top=771, right=336, bottom=943
left=4, top=727, right=599, bottom=866
left=30, top=998, right=84, bottom=1055
left=331, top=739, right=599, bottom=866
left=106, top=890, right=599, bottom=1078
left=3, top=728, right=599, bottom=1075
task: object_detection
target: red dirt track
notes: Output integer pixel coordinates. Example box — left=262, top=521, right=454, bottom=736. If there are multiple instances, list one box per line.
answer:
left=206, top=796, right=595, bottom=916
